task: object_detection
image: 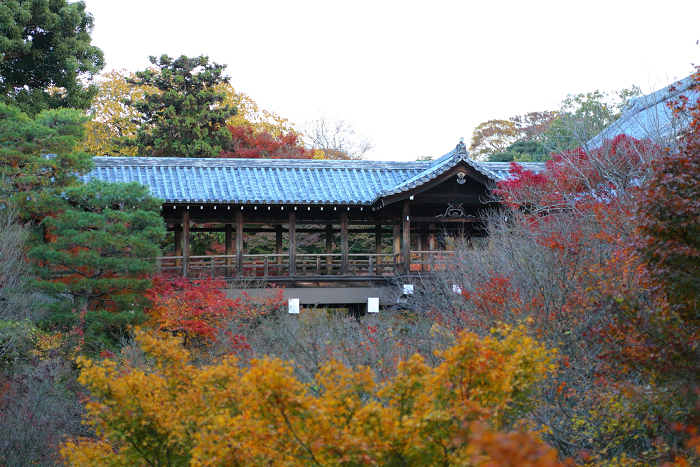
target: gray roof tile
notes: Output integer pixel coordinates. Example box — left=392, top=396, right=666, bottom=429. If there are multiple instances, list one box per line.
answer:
left=588, top=75, right=699, bottom=147
left=85, top=145, right=545, bottom=205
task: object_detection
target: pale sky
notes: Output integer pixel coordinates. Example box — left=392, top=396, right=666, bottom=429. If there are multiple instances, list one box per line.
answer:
left=83, top=0, right=700, bottom=161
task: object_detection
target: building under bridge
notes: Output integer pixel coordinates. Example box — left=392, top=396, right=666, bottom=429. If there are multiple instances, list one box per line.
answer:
left=86, top=140, right=543, bottom=312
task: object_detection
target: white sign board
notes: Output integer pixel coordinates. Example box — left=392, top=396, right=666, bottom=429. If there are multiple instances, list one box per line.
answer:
left=368, top=297, right=379, bottom=313
left=403, top=284, right=414, bottom=295
left=288, top=298, right=300, bottom=314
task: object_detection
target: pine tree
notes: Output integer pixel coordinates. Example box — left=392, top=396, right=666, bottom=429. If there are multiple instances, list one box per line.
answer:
left=0, top=102, right=94, bottom=221
left=0, top=0, right=105, bottom=115
left=29, top=180, right=165, bottom=346
left=124, top=55, right=236, bottom=158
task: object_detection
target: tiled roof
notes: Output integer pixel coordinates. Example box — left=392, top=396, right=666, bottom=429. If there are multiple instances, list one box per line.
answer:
left=378, top=142, right=501, bottom=198
left=588, top=75, right=699, bottom=148
left=85, top=143, right=544, bottom=205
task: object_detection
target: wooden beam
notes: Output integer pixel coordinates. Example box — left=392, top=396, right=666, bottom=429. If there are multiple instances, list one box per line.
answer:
left=411, top=194, right=485, bottom=204
left=410, top=216, right=487, bottom=223
left=289, top=211, right=296, bottom=276
left=341, top=212, right=348, bottom=276
left=236, top=211, right=243, bottom=275
left=403, top=202, right=411, bottom=274
left=168, top=226, right=394, bottom=234
left=163, top=216, right=396, bottom=226
left=182, top=210, right=190, bottom=277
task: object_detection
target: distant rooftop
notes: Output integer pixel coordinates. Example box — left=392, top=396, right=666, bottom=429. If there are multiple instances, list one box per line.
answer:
left=588, top=74, right=699, bottom=147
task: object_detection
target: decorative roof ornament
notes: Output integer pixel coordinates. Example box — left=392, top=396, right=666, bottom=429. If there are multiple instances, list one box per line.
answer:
left=456, top=137, right=467, bottom=156
left=436, top=203, right=472, bottom=218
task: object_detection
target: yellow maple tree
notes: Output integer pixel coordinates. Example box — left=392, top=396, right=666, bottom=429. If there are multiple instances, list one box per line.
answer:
left=62, top=325, right=560, bottom=466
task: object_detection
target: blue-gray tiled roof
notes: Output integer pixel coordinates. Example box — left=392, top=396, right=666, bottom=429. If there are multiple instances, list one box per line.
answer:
left=379, top=143, right=502, bottom=199
left=588, top=75, right=699, bottom=148
left=85, top=144, right=544, bottom=205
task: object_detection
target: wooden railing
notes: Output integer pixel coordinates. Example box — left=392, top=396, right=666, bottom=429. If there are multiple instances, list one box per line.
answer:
left=156, top=250, right=458, bottom=278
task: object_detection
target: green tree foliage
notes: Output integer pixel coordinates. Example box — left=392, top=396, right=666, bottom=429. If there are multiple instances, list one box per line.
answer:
left=471, top=112, right=557, bottom=161
left=124, top=55, right=236, bottom=158
left=83, top=69, right=158, bottom=157
left=29, top=180, right=165, bottom=327
left=0, top=0, right=104, bottom=116
left=0, top=102, right=93, bottom=220
left=469, top=119, right=520, bottom=160
left=544, top=87, right=641, bottom=152
left=488, top=140, right=549, bottom=162
left=510, top=111, right=558, bottom=141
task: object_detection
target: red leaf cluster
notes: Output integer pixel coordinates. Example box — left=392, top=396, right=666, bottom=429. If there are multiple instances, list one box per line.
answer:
left=496, top=134, right=661, bottom=214
left=219, top=124, right=314, bottom=159
left=145, top=275, right=236, bottom=344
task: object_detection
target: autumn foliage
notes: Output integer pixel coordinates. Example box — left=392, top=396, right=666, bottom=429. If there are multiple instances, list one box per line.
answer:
left=420, top=70, right=700, bottom=466
left=495, top=134, right=660, bottom=215
left=145, top=275, right=284, bottom=348
left=61, top=326, right=561, bottom=466
left=220, top=123, right=316, bottom=159
left=145, top=275, right=235, bottom=346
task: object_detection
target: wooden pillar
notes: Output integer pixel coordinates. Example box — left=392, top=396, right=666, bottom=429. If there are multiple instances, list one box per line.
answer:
left=417, top=223, right=423, bottom=252
left=402, top=202, right=411, bottom=274
left=429, top=222, right=436, bottom=251
left=236, top=211, right=243, bottom=275
left=174, top=227, right=182, bottom=268
left=393, top=214, right=400, bottom=273
left=375, top=225, right=382, bottom=275
left=326, top=224, right=333, bottom=274
left=420, top=223, right=428, bottom=272
left=225, top=224, right=233, bottom=276
left=182, top=210, right=190, bottom=277
left=289, top=211, right=296, bottom=276
left=340, top=212, right=348, bottom=276
left=275, top=224, right=283, bottom=275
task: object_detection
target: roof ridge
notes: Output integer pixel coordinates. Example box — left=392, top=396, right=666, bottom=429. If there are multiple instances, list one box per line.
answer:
left=624, top=75, right=696, bottom=115
left=92, top=156, right=430, bottom=170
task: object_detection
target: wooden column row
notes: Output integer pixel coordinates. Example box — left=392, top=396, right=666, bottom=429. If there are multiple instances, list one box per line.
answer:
left=173, top=208, right=408, bottom=278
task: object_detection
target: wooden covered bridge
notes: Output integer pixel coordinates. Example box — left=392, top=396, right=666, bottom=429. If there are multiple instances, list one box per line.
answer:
left=87, top=140, right=540, bottom=310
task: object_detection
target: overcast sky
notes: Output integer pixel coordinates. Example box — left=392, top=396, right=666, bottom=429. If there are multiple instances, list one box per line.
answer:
left=82, top=0, right=700, bottom=161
